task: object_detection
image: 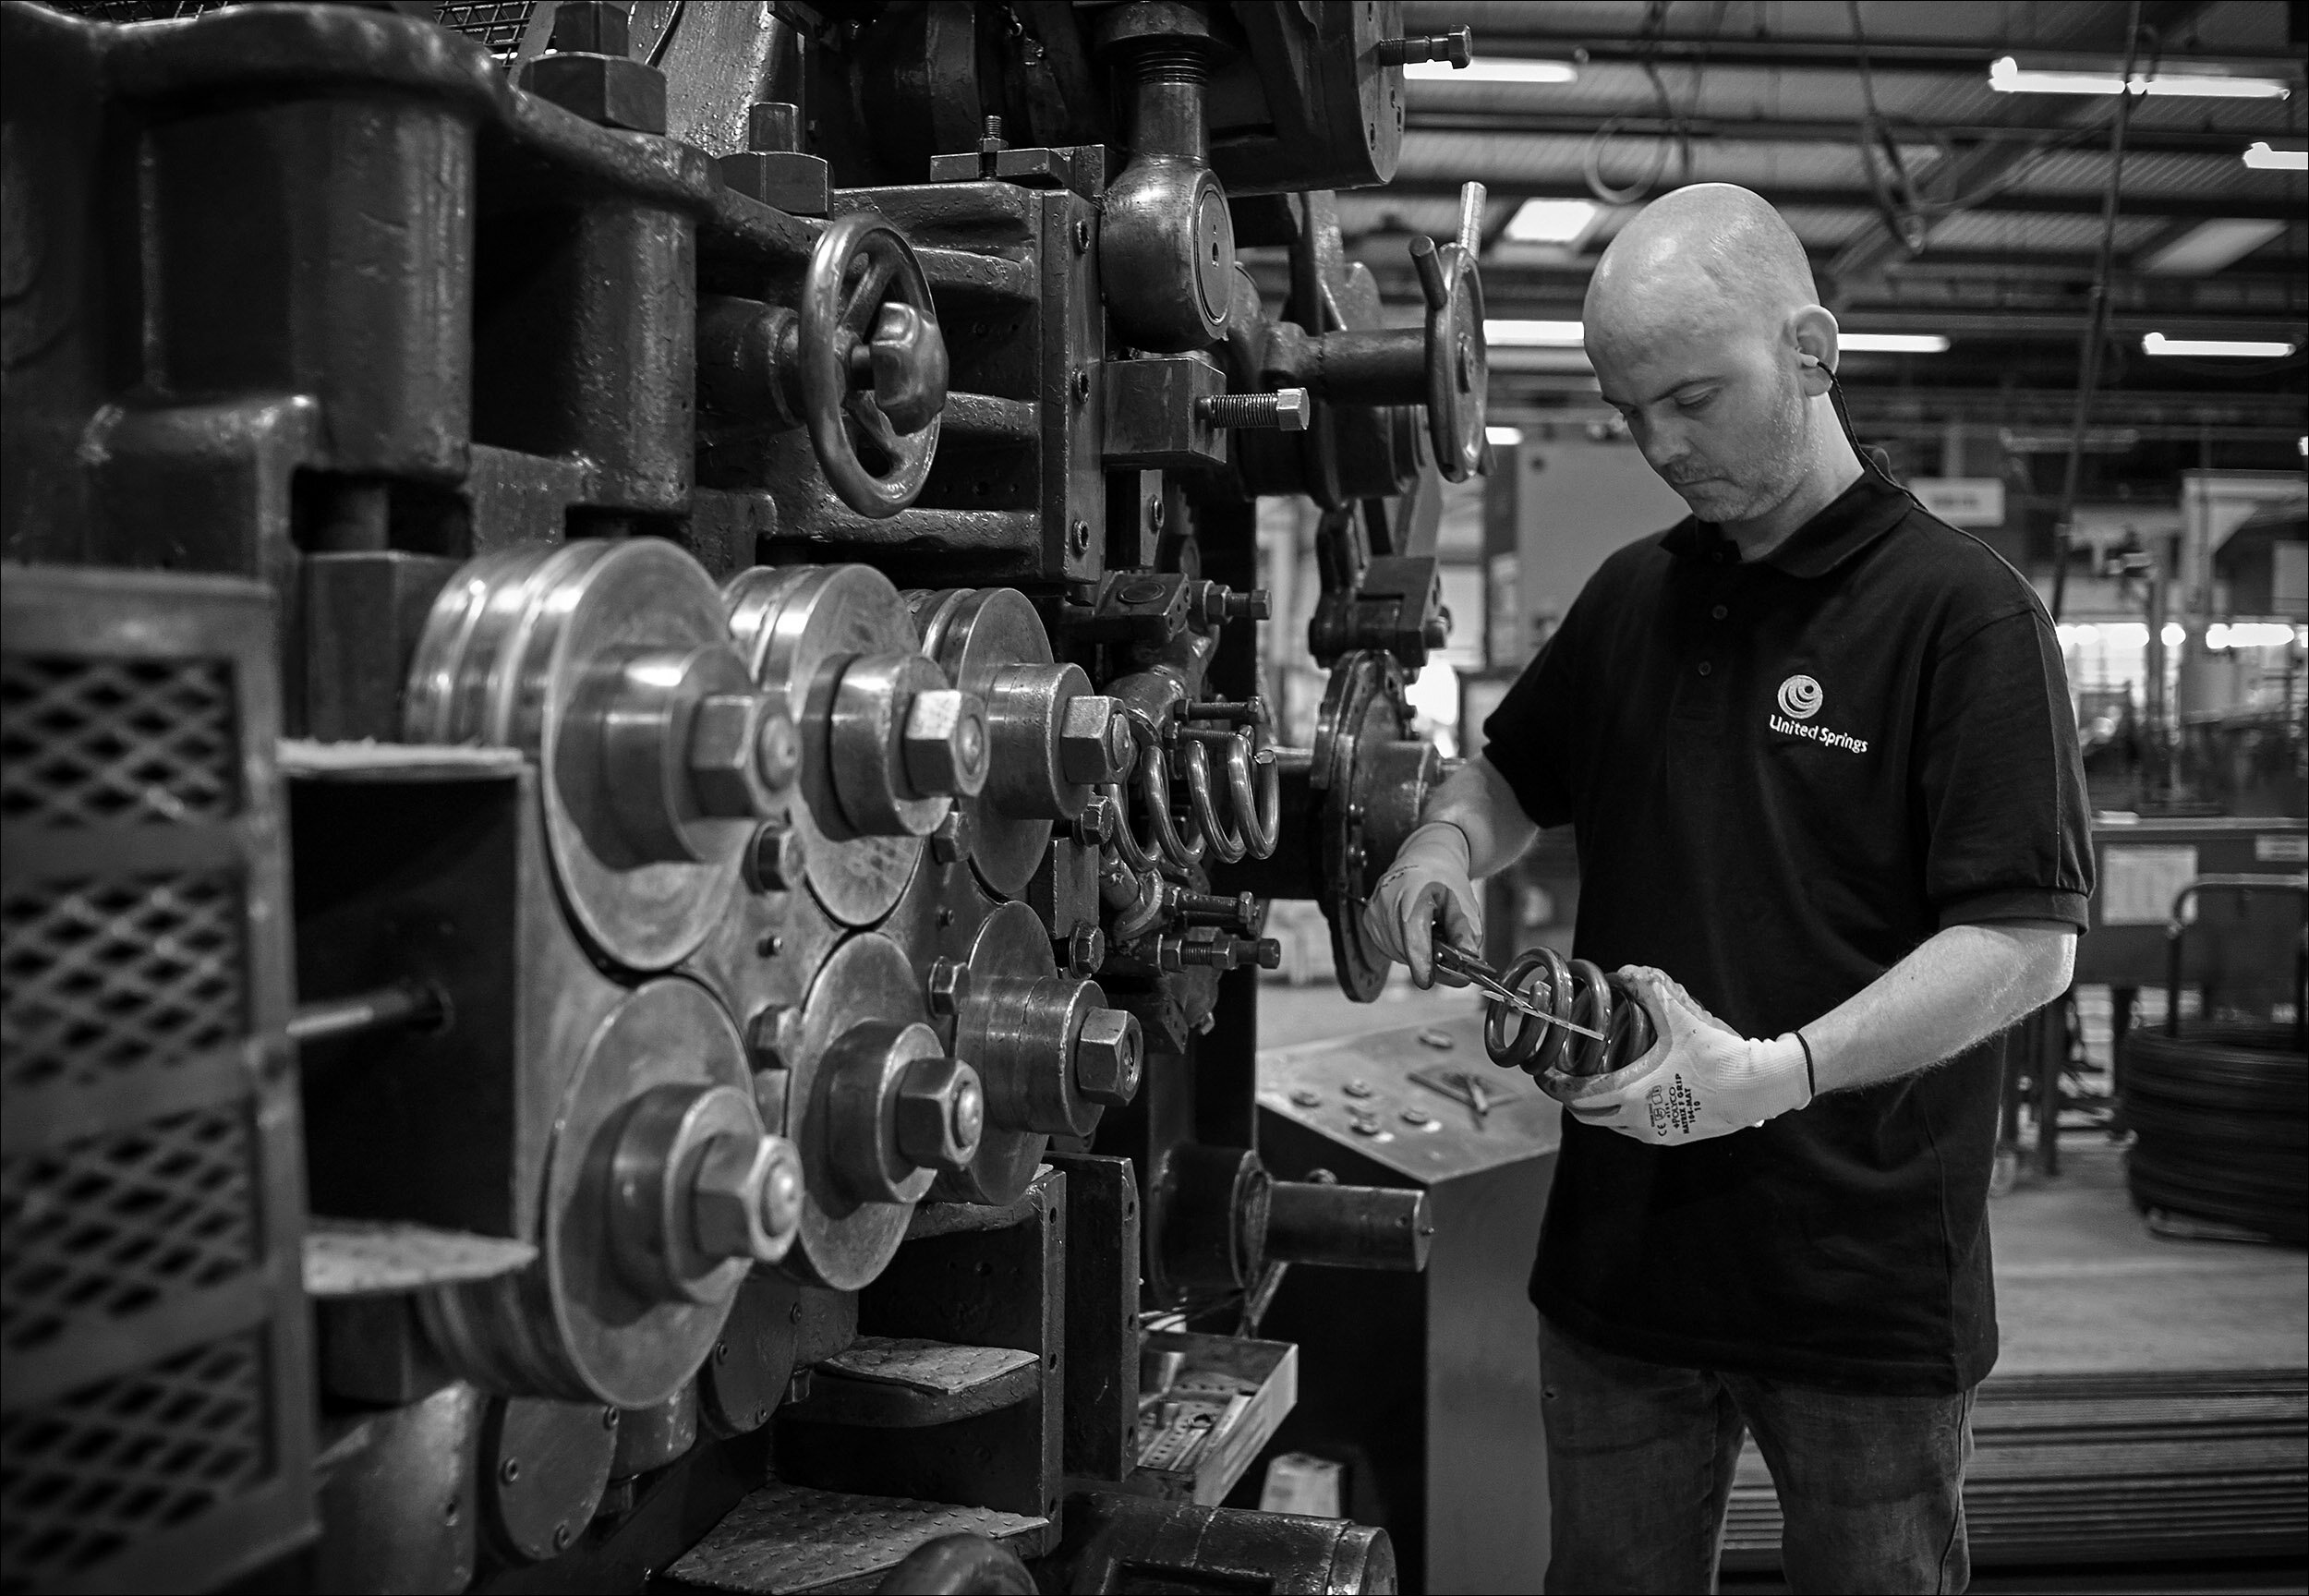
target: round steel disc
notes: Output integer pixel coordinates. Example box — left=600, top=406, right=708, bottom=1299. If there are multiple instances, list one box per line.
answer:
left=779, top=931, right=927, bottom=1289
left=931, top=900, right=1056, bottom=1206
left=404, top=538, right=746, bottom=971
left=918, top=587, right=1058, bottom=900
left=725, top=564, right=926, bottom=927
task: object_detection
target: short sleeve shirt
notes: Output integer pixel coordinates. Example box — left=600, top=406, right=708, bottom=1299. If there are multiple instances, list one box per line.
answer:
left=1482, top=470, right=2093, bottom=1395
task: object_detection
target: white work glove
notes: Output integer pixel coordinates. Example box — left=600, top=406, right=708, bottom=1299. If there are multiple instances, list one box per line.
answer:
left=1539, top=967, right=1813, bottom=1144
left=1359, top=821, right=1481, bottom=988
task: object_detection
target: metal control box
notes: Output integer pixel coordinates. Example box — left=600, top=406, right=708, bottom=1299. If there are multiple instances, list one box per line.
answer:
left=1246, top=1010, right=1561, bottom=1594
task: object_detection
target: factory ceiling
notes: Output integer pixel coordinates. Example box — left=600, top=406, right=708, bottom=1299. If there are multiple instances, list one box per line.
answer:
left=1304, top=0, right=2307, bottom=441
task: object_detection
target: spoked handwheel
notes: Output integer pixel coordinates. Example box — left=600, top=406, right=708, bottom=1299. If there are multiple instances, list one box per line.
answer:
left=799, top=211, right=948, bottom=518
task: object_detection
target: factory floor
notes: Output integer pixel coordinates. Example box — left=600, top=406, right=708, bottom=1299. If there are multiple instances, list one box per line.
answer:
left=1254, top=973, right=2309, bottom=1595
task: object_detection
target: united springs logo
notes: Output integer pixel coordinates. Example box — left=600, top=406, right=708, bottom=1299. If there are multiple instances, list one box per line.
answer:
left=1769, top=672, right=1868, bottom=755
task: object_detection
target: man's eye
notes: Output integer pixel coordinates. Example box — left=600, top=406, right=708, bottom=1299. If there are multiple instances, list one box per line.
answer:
left=1674, top=392, right=1714, bottom=411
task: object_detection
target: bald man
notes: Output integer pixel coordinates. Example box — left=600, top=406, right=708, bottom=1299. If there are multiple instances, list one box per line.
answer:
left=1363, top=186, right=2092, bottom=1593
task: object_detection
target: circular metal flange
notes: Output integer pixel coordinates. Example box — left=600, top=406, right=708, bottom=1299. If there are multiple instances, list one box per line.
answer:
left=931, top=901, right=1095, bottom=1206
left=918, top=587, right=1106, bottom=899
left=419, top=977, right=753, bottom=1408
left=405, top=539, right=756, bottom=971
left=778, top=931, right=932, bottom=1289
left=724, top=563, right=928, bottom=927
left=1425, top=244, right=1487, bottom=482
left=1312, top=650, right=1440, bottom=1001
left=480, top=1396, right=617, bottom=1564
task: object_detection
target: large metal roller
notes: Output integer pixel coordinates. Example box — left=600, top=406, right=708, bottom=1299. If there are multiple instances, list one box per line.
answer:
left=724, top=564, right=987, bottom=926
left=417, top=977, right=799, bottom=1408
left=914, top=586, right=1133, bottom=898
left=931, top=901, right=1143, bottom=1206
left=405, top=539, right=788, bottom=971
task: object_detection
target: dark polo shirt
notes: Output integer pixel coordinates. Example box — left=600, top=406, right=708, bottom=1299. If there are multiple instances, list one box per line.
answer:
left=1481, top=469, right=2092, bottom=1395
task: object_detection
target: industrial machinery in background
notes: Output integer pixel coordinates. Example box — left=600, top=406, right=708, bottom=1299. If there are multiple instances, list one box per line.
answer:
left=0, top=1, right=1485, bottom=1590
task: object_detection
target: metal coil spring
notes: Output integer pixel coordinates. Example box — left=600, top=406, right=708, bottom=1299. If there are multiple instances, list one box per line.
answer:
left=1481, top=948, right=1657, bottom=1078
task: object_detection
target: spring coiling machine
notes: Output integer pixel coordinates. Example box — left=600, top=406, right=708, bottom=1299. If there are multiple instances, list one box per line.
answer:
left=0, top=3, right=1498, bottom=1590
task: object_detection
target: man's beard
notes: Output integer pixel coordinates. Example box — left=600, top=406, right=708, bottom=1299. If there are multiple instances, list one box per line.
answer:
left=1682, top=372, right=1809, bottom=525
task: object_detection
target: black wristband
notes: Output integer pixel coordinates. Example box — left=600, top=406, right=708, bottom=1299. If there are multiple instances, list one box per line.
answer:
left=1794, top=1030, right=1817, bottom=1099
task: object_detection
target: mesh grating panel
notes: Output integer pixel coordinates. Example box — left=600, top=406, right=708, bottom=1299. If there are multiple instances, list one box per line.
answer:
left=0, top=655, right=238, bottom=829
left=1, top=873, right=246, bottom=1094
left=0, top=1332, right=271, bottom=1591
left=434, top=0, right=538, bottom=58
left=0, top=1106, right=257, bottom=1358
left=42, top=2, right=230, bottom=17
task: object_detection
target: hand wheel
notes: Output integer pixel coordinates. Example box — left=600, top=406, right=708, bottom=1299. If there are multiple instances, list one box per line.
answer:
left=1408, top=181, right=1489, bottom=482
left=800, top=211, right=949, bottom=518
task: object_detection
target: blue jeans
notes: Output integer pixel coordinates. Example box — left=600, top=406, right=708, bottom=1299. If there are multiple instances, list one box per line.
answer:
left=1540, top=1318, right=1975, bottom=1594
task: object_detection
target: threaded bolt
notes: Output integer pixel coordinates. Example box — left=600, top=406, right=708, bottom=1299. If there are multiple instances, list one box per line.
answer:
left=1376, top=28, right=1473, bottom=67
left=1195, top=389, right=1311, bottom=432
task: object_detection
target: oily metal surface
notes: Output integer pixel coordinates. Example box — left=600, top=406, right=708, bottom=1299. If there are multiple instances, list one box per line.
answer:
left=780, top=931, right=930, bottom=1289
left=724, top=563, right=925, bottom=926
left=916, top=586, right=1058, bottom=898
left=420, top=977, right=751, bottom=1408
left=1312, top=650, right=1413, bottom=1002
left=667, top=1482, right=1046, bottom=1593
left=820, top=1336, right=1040, bottom=1396
left=404, top=538, right=746, bottom=970
left=933, top=901, right=1058, bottom=1207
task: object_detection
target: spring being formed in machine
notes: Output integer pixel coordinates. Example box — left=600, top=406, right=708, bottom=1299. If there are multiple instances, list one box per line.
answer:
left=1109, top=701, right=1280, bottom=871
left=1477, top=947, right=1658, bottom=1078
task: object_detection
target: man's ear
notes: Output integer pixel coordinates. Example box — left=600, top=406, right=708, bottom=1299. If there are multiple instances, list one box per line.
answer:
left=1791, top=306, right=1839, bottom=395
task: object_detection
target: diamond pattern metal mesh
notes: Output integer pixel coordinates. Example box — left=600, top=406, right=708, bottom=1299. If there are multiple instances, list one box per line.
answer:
left=1, top=873, right=246, bottom=1094
left=435, top=0, right=538, bottom=58
left=0, top=1332, right=270, bottom=1591
left=0, top=655, right=237, bottom=829
left=0, top=1106, right=257, bottom=1359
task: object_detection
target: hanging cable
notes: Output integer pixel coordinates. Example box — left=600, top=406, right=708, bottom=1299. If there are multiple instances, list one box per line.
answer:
left=2050, top=0, right=2149, bottom=624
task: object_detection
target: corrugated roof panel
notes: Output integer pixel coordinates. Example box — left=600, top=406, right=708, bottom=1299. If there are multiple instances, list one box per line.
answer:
left=1924, top=211, right=2169, bottom=251
left=1395, top=132, right=1945, bottom=191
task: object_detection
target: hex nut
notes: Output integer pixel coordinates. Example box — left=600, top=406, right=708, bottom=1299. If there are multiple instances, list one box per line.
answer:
left=744, top=822, right=804, bottom=893
left=1275, top=387, right=1312, bottom=431
left=548, top=0, right=628, bottom=54
left=929, top=808, right=971, bottom=864
left=1071, top=794, right=1116, bottom=847
left=1064, top=925, right=1106, bottom=978
left=519, top=53, right=668, bottom=135
left=755, top=710, right=801, bottom=791
left=925, top=957, right=973, bottom=1019
left=1074, top=1009, right=1142, bottom=1106
left=690, top=1133, right=776, bottom=1261
left=894, top=1055, right=985, bottom=1170
left=717, top=150, right=830, bottom=217
left=901, top=688, right=990, bottom=799
left=1058, top=695, right=1129, bottom=784
left=688, top=693, right=769, bottom=817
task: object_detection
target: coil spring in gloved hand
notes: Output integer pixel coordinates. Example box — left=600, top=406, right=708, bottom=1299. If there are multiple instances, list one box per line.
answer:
left=1481, top=948, right=1657, bottom=1078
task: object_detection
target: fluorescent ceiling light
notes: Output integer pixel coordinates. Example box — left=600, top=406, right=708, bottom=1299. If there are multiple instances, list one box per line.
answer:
left=1407, top=58, right=1578, bottom=84
left=2243, top=141, right=2309, bottom=171
left=1485, top=319, right=1586, bottom=346
left=1485, top=426, right=1525, bottom=446
left=2142, top=332, right=2298, bottom=357
left=1839, top=333, right=1951, bottom=354
left=1502, top=198, right=1600, bottom=245
left=2141, top=219, right=2288, bottom=275
left=1989, top=55, right=2291, bottom=99
left=2206, top=623, right=2303, bottom=650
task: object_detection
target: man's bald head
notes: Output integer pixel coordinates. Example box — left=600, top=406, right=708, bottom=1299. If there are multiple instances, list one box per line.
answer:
left=1584, top=184, right=1820, bottom=359
left=1575, top=185, right=1859, bottom=541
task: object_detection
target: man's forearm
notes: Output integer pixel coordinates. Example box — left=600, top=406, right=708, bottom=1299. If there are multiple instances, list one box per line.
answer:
left=1804, top=922, right=2075, bottom=1094
left=1420, top=756, right=1541, bottom=878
